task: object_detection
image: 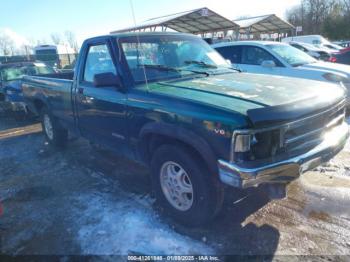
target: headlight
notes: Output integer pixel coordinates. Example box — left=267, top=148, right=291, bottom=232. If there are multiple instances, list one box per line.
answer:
left=6, top=90, right=14, bottom=95
left=323, top=73, right=350, bottom=84
left=232, top=129, right=280, bottom=162
left=234, top=134, right=251, bottom=152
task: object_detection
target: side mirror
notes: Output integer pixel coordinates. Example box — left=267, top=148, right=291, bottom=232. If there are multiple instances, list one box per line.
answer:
left=261, top=60, right=276, bottom=68
left=93, top=72, right=122, bottom=88
left=225, top=59, right=232, bottom=65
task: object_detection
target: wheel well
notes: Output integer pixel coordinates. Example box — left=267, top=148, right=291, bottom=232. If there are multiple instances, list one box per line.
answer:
left=140, top=133, right=217, bottom=175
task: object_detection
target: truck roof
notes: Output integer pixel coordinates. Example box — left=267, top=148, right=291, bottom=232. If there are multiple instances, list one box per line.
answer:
left=86, top=32, right=198, bottom=42
left=212, top=41, right=286, bottom=48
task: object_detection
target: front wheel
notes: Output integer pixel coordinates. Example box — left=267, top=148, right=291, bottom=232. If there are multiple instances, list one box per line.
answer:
left=151, top=144, right=224, bottom=226
left=41, top=107, right=68, bottom=148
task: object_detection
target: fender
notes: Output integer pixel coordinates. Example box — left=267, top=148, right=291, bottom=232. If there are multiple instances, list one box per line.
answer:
left=139, top=122, right=218, bottom=175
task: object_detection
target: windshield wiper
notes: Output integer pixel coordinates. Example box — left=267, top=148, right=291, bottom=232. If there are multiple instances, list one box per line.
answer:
left=139, top=64, right=180, bottom=72
left=184, top=60, right=241, bottom=74
left=139, top=64, right=209, bottom=77
left=184, top=60, right=218, bottom=69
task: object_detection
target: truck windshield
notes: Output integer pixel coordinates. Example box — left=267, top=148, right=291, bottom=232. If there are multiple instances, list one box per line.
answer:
left=267, top=44, right=317, bottom=67
left=0, top=63, right=55, bottom=82
left=119, top=34, right=230, bottom=84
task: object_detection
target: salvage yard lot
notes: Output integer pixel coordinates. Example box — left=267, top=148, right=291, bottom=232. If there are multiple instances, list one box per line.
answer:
left=0, top=113, right=350, bottom=257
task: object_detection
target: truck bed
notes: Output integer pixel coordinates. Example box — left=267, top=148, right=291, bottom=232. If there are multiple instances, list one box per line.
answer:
left=22, top=72, right=75, bottom=125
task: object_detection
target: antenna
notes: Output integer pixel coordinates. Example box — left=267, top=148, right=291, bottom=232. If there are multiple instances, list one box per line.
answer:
left=129, top=0, right=149, bottom=91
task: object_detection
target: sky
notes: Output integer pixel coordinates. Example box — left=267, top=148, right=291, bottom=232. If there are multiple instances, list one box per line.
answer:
left=0, top=0, right=301, bottom=47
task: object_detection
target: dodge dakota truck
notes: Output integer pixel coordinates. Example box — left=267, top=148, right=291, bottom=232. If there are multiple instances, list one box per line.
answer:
left=22, top=32, right=349, bottom=226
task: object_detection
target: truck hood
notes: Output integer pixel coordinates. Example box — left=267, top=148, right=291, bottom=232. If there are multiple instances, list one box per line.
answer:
left=299, top=61, right=350, bottom=78
left=149, top=73, right=345, bottom=127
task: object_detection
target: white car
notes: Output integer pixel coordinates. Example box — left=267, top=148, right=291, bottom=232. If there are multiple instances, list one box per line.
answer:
left=288, top=41, right=331, bottom=61
left=212, top=41, right=350, bottom=105
left=282, top=35, right=343, bottom=53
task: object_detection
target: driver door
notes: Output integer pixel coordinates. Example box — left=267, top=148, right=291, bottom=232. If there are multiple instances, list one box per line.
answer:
left=75, top=41, right=128, bottom=150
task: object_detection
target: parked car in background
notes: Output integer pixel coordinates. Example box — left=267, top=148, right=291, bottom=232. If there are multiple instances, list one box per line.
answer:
left=288, top=41, right=331, bottom=61
left=322, top=42, right=344, bottom=52
left=333, top=41, right=350, bottom=48
left=0, top=61, right=56, bottom=113
left=34, top=44, right=76, bottom=69
left=337, top=46, right=350, bottom=54
left=22, top=32, right=349, bottom=225
left=333, top=50, right=350, bottom=65
left=282, top=35, right=343, bottom=53
left=212, top=41, right=350, bottom=106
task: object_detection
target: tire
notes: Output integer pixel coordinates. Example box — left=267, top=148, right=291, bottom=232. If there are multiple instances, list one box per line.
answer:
left=151, top=144, right=224, bottom=226
left=41, top=107, right=68, bottom=148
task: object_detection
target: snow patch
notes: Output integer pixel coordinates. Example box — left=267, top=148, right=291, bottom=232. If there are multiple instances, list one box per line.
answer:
left=74, top=193, right=213, bottom=255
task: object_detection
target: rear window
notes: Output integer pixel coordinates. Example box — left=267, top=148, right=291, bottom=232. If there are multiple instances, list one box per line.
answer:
left=0, top=64, right=55, bottom=81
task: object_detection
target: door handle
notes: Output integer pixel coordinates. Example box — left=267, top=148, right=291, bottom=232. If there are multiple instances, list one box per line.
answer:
left=78, top=87, right=84, bottom=94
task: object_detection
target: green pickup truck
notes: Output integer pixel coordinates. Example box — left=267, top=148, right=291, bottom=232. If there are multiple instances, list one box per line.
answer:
left=22, top=32, right=349, bottom=226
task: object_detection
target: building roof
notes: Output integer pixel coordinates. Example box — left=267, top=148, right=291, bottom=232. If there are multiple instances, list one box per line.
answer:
left=233, top=14, right=294, bottom=33
left=111, top=7, right=239, bottom=34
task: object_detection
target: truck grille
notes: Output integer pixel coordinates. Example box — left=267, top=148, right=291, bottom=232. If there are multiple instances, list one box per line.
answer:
left=281, top=100, right=345, bottom=156
left=248, top=100, right=346, bottom=161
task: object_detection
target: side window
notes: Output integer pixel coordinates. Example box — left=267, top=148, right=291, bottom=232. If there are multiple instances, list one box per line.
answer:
left=83, top=44, right=117, bottom=83
left=216, top=46, right=242, bottom=64
left=241, top=46, right=277, bottom=66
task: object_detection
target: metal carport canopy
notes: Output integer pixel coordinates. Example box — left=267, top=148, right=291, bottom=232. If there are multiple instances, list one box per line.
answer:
left=111, top=7, right=239, bottom=34
left=233, top=14, right=294, bottom=34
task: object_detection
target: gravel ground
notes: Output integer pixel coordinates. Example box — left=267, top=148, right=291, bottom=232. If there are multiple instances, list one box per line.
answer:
left=0, top=112, right=350, bottom=260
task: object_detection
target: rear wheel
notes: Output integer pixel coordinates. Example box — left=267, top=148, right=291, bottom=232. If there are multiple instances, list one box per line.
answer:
left=41, top=107, right=68, bottom=147
left=151, top=144, right=224, bottom=226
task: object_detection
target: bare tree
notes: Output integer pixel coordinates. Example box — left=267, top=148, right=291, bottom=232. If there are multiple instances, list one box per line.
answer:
left=0, top=34, right=15, bottom=56
left=51, top=33, right=62, bottom=45
left=286, top=0, right=347, bottom=37
left=19, top=44, right=32, bottom=58
left=343, top=0, right=350, bottom=23
left=64, top=31, right=79, bottom=53
left=28, top=37, right=37, bottom=47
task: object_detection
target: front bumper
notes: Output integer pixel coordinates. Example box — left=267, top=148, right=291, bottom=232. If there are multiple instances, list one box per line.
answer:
left=218, top=122, right=349, bottom=189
